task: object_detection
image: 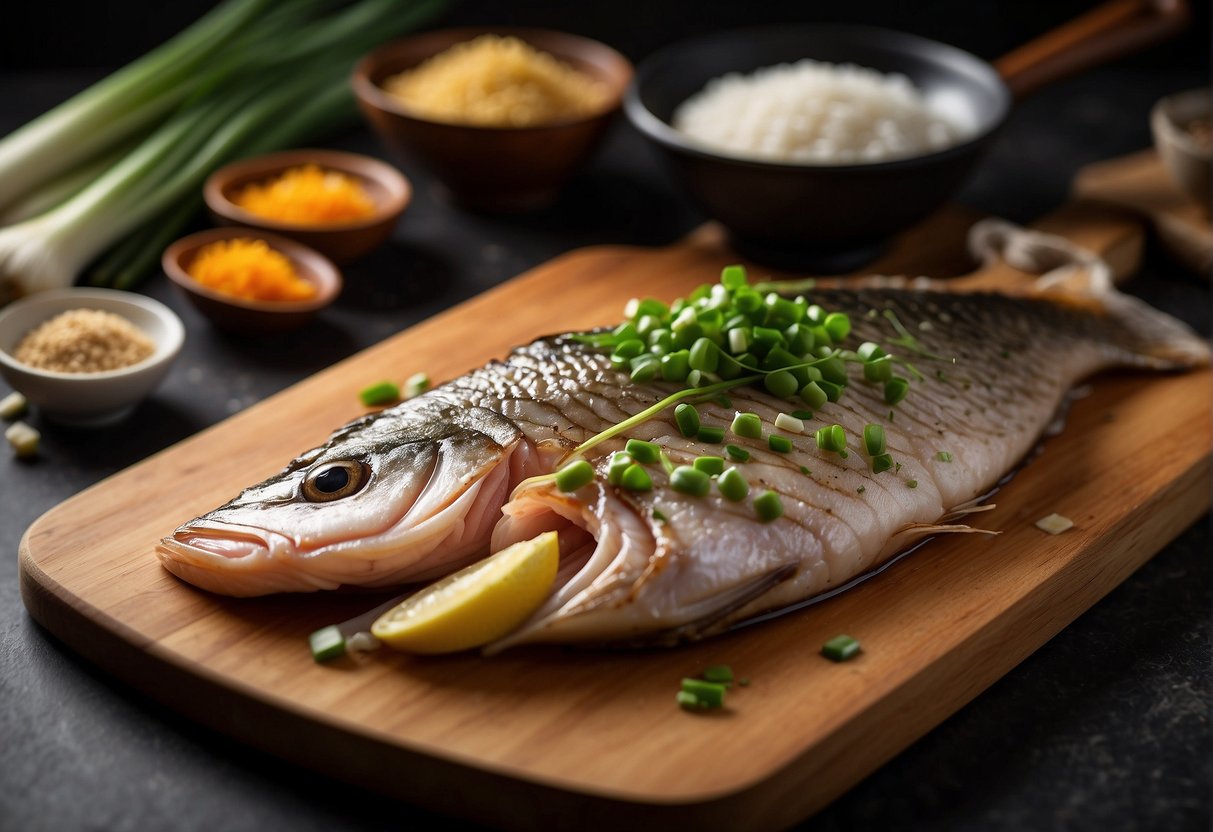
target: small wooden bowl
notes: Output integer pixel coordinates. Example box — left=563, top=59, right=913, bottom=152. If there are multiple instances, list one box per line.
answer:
left=352, top=28, right=633, bottom=213
left=162, top=228, right=342, bottom=333
left=204, top=149, right=410, bottom=262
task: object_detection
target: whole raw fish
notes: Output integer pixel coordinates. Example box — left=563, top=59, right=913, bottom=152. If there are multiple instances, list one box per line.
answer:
left=158, top=258, right=1208, bottom=648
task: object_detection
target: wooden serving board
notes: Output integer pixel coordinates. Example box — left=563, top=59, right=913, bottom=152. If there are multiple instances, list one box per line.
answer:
left=20, top=200, right=1210, bottom=831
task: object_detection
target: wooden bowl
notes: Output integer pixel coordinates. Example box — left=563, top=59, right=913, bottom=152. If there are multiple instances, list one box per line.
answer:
left=1151, top=88, right=1211, bottom=205
left=204, top=149, right=410, bottom=263
left=162, top=229, right=342, bottom=333
left=352, top=28, right=633, bottom=213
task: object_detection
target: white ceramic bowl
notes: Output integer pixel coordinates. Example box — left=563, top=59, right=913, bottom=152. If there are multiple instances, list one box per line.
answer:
left=1150, top=88, right=1211, bottom=204
left=0, top=289, right=185, bottom=426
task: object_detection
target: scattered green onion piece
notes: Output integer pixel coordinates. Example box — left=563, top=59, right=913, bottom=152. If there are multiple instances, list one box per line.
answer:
left=5, top=421, right=38, bottom=458
left=751, top=326, right=784, bottom=351
left=807, top=304, right=826, bottom=324
left=764, top=370, right=799, bottom=399
left=731, top=412, right=763, bottom=439
left=689, top=337, right=719, bottom=372
left=404, top=373, right=430, bottom=399
left=309, top=625, right=346, bottom=663
left=661, top=350, right=691, bottom=382
left=625, top=438, right=661, bottom=464
left=693, top=456, right=725, bottom=476
left=856, top=341, right=886, bottom=361
left=799, top=382, right=828, bottom=410
left=821, top=634, right=861, bottom=662
left=727, top=328, right=752, bottom=355
left=633, top=298, right=669, bottom=319
left=907, top=479, right=918, bottom=488
left=607, top=452, right=632, bottom=486
left=613, top=321, right=639, bottom=343
left=725, top=444, right=750, bottom=462
left=0, top=392, right=27, bottom=420
left=658, top=449, right=676, bottom=475
left=359, top=380, right=400, bottom=407
left=863, top=356, right=893, bottom=383
left=620, top=464, right=653, bottom=491
left=784, top=322, right=814, bottom=354
left=676, top=691, right=705, bottom=710
left=871, top=454, right=894, bottom=474
left=768, top=434, right=793, bottom=453
left=818, top=357, right=849, bottom=385
left=857, top=485, right=866, bottom=494
left=815, top=424, right=847, bottom=454
left=800, top=465, right=811, bottom=475
left=721, top=264, right=748, bottom=291
left=703, top=665, right=734, bottom=684
left=649, top=329, right=674, bottom=354
left=735, top=291, right=762, bottom=314
left=697, top=425, right=725, bottom=444
left=791, top=409, right=814, bottom=421
left=717, top=468, right=749, bottom=501
left=674, top=403, right=700, bottom=438
left=884, top=377, right=910, bottom=405
left=671, top=465, right=711, bottom=497
left=652, top=508, right=668, bottom=522
left=555, top=460, right=594, bottom=492
left=681, top=678, right=727, bottom=708
left=817, top=380, right=844, bottom=403
left=862, top=424, right=886, bottom=456
left=774, top=413, right=804, bottom=434
left=761, top=345, right=799, bottom=371
left=714, top=394, right=732, bottom=408
left=635, top=314, right=662, bottom=337
left=630, top=361, right=659, bottom=383
left=611, top=339, right=645, bottom=361
left=823, top=312, right=851, bottom=342
left=936, top=451, right=953, bottom=462
left=753, top=490, right=783, bottom=523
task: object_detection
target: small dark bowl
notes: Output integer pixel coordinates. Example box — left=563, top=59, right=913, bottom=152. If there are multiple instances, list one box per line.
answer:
left=625, top=25, right=1010, bottom=268
left=352, top=27, right=634, bottom=213
left=162, top=229, right=342, bottom=333
left=204, top=149, right=410, bottom=263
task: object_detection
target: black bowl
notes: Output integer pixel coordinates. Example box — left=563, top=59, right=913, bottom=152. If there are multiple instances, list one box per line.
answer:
left=625, top=24, right=1011, bottom=269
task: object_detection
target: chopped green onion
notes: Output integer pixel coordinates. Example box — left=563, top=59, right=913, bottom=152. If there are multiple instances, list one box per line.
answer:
left=611, top=339, right=645, bottom=361
left=821, top=634, right=861, bottom=662
left=697, top=425, right=725, bottom=444
left=681, top=678, right=727, bottom=708
left=871, top=453, right=894, bottom=474
left=863, top=424, right=886, bottom=456
left=607, top=452, right=632, bottom=486
left=818, top=357, right=849, bottom=385
left=856, top=341, right=886, bottom=361
left=884, top=377, right=910, bottom=405
left=717, top=468, right=749, bottom=501
left=799, top=382, right=828, bottom=410
left=625, top=438, right=661, bottom=464
left=728, top=327, right=751, bottom=354
left=5, top=421, right=39, bottom=458
left=731, top=412, right=763, bottom=439
left=817, top=380, right=844, bottom=402
left=676, top=691, right=706, bottom=710
left=907, top=479, right=918, bottom=488
left=857, top=485, right=866, bottom=493
left=658, top=449, right=676, bottom=475
left=693, top=456, right=725, bottom=476
left=652, top=508, right=668, bottom=522
left=309, top=625, right=345, bottom=663
left=725, top=443, right=750, bottom=462
left=764, top=370, right=799, bottom=399
left=661, top=350, right=691, bottom=382
left=359, top=380, right=399, bottom=407
left=620, top=464, right=653, bottom=491
left=721, top=264, right=748, bottom=290
left=703, top=665, right=734, bottom=684
left=555, top=460, right=594, bottom=492
left=0, top=392, right=28, bottom=420
left=689, top=337, right=720, bottom=372
left=768, top=434, right=793, bottom=453
left=936, top=451, right=953, bottom=462
left=753, top=490, right=783, bottom=522
left=404, top=373, right=430, bottom=399
left=815, top=424, right=847, bottom=454
left=674, top=403, right=700, bottom=438
left=671, top=465, right=710, bottom=497
left=714, top=394, right=732, bottom=408
left=774, top=413, right=804, bottom=434
left=863, top=356, right=893, bottom=383
left=630, top=356, right=659, bottom=382
left=800, top=465, right=811, bottom=475
left=823, top=312, right=851, bottom=342
left=613, top=321, right=639, bottom=342
left=791, top=409, right=814, bottom=420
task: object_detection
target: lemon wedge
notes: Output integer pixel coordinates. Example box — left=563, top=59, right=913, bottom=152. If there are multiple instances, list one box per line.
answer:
left=371, top=531, right=559, bottom=654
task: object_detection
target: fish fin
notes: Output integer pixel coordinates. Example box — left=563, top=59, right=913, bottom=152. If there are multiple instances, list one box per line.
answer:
left=938, top=500, right=997, bottom=523
left=1084, top=288, right=1212, bottom=369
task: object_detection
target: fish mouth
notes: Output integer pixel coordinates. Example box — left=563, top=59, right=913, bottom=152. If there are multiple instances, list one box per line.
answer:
left=156, top=522, right=328, bottom=597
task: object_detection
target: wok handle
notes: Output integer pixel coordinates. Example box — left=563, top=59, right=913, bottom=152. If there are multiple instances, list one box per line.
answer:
left=995, top=0, right=1191, bottom=99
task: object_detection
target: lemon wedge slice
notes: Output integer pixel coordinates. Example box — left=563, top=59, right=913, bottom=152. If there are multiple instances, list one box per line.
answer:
left=371, top=531, right=559, bottom=654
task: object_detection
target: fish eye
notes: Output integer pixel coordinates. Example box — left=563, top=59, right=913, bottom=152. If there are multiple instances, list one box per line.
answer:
left=301, top=461, right=369, bottom=503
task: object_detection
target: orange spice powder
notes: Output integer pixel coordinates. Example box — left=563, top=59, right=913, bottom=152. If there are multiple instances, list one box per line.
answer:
left=233, top=164, right=376, bottom=225
left=187, top=238, right=317, bottom=303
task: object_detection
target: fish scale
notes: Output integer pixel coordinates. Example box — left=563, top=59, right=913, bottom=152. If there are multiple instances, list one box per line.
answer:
left=158, top=283, right=1209, bottom=649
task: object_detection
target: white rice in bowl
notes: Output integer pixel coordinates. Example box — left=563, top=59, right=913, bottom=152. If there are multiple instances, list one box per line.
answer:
left=672, top=59, right=972, bottom=165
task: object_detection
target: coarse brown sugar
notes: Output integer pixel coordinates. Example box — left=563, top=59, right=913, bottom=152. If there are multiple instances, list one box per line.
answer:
left=12, top=308, right=155, bottom=373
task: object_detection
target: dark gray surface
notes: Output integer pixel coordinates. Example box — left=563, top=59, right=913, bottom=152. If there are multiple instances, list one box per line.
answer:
left=0, top=57, right=1209, bottom=832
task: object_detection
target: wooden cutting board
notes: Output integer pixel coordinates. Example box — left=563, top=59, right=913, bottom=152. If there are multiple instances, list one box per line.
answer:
left=19, top=199, right=1210, bottom=831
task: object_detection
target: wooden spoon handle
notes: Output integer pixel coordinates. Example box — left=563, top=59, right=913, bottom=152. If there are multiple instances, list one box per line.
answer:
left=995, top=0, right=1191, bottom=99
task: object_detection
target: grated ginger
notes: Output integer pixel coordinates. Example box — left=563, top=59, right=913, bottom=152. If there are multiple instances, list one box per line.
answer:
left=382, top=34, right=609, bottom=128
left=234, top=165, right=376, bottom=225
left=187, top=238, right=317, bottom=303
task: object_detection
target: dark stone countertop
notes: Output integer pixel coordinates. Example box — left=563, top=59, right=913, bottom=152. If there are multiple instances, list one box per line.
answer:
left=0, top=51, right=1208, bottom=832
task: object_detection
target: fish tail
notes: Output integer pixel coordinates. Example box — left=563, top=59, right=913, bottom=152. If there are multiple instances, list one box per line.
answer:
left=1087, top=289, right=1212, bottom=369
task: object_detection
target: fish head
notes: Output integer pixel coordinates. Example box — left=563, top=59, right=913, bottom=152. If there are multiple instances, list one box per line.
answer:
left=158, top=401, right=536, bottom=596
